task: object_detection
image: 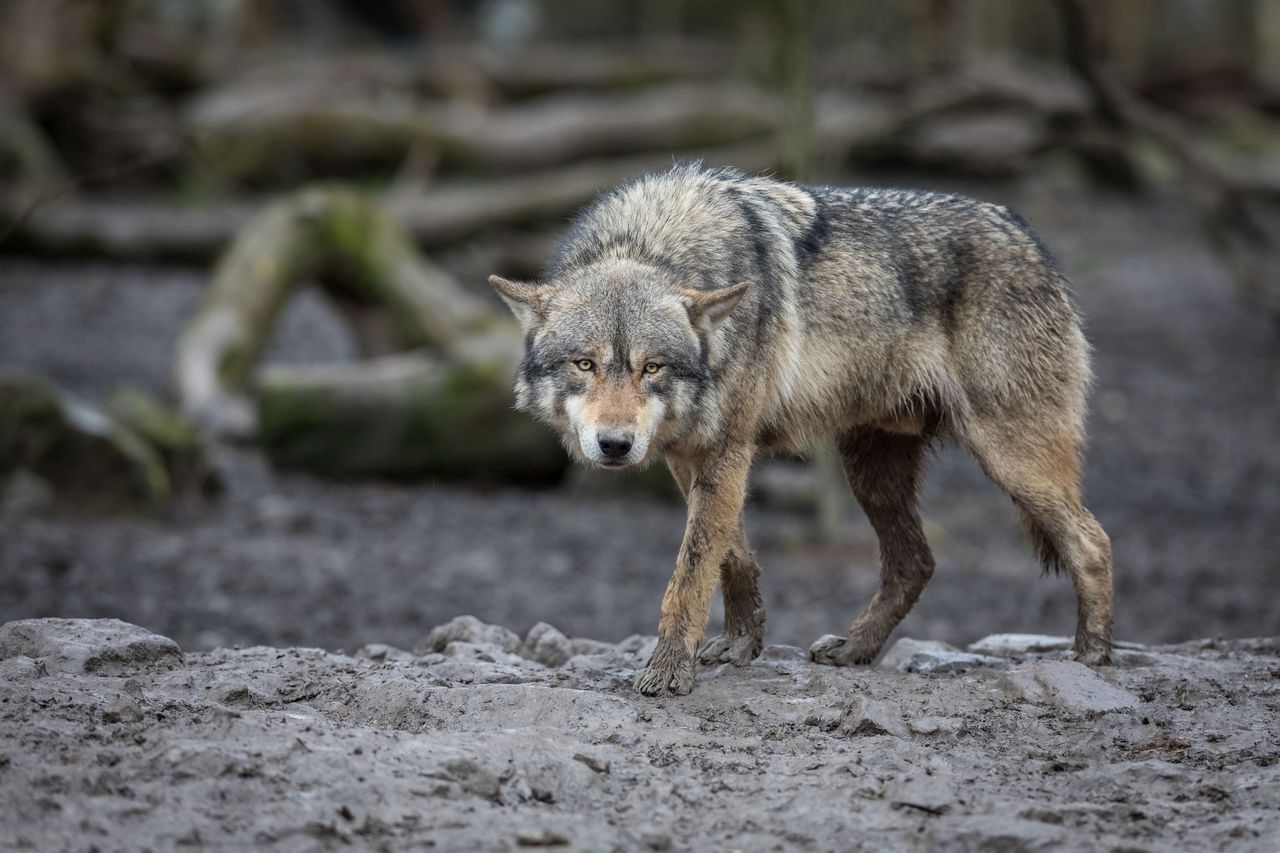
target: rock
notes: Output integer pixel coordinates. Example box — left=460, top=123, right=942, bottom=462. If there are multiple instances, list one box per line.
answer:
left=355, top=643, right=414, bottom=663
left=759, top=644, right=808, bottom=662
left=523, top=622, right=575, bottom=667
left=421, top=615, right=521, bottom=655
left=967, top=634, right=1073, bottom=658
left=805, top=695, right=909, bottom=738
left=843, top=696, right=908, bottom=738
left=443, top=641, right=528, bottom=666
left=567, top=637, right=615, bottom=657
left=999, top=661, right=1141, bottom=713
left=0, top=618, right=181, bottom=675
left=879, top=637, right=1007, bottom=673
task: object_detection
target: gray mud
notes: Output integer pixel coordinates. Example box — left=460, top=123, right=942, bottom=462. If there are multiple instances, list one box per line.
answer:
left=1, top=617, right=1277, bottom=851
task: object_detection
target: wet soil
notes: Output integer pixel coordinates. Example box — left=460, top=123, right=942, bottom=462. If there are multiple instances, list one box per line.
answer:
left=1, top=617, right=1277, bottom=851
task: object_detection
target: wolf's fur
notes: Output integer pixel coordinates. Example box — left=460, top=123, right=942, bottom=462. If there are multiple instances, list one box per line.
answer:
left=490, top=164, right=1113, bottom=696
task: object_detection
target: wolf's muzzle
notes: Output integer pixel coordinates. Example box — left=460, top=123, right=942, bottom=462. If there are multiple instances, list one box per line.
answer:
left=597, top=431, right=634, bottom=460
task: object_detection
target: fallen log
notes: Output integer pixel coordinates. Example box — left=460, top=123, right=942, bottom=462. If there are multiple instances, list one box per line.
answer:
left=0, top=375, right=212, bottom=511
left=256, top=354, right=567, bottom=484
left=0, top=144, right=776, bottom=262
left=225, top=40, right=729, bottom=102
left=0, top=69, right=1094, bottom=264
left=186, top=81, right=781, bottom=182
left=173, top=186, right=512, bottom=437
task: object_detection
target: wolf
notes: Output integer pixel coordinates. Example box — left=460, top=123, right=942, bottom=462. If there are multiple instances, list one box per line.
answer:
left=489, top=164, right=1113, bottom=697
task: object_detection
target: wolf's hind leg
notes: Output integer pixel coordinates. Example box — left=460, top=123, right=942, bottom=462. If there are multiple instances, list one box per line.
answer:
left=810, top=428, right=935, bottom=667
left=698, top=528, right=766, bottom=666
left=962, top=421, right=1113, bottom=665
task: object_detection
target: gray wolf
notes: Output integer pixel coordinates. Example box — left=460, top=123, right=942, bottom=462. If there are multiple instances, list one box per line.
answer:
left=489, top=164, right=1113, bottom=697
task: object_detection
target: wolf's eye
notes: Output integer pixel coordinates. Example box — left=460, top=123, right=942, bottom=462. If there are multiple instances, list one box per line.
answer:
left=643, top=362, right=663, bottom=375
left=575, top=359, right=595, bottom=372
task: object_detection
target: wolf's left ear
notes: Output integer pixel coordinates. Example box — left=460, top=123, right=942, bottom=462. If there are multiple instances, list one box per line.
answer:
left=680, top=282, right=749, bottom=334
left=489, top=275, right=550, bottom=330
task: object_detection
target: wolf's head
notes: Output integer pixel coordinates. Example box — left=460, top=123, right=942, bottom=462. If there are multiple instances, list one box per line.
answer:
left=489, top=260, right=745, bottom=468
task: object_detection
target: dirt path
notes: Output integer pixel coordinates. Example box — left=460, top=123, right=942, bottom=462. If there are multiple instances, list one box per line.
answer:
left=1, top=617, right=1277, bottom=851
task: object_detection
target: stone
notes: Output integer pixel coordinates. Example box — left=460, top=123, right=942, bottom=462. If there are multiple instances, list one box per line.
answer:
left=523, top=622, right=575, bottom=667
left=879, top=637, right=1007, bottom=673
left=441, top=641, right=528, bottom=667
left=835, top=695, right=908, bottom=738
left=966, top=634, right=1072, bottom=658
left=759, top=644, right=808, bottom=662
left=999, top=661, right=1141, bottom=713
left=0, top=618, right=181, bottom=675
left=421, top=615, right=521, bottom=655
left=355, top=643, right=414, bottom=663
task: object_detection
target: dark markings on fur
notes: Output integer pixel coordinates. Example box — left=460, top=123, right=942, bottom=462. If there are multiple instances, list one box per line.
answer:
left=941, top=237, right=975, bottom=337
left=794, top=190, right=832, bottom=273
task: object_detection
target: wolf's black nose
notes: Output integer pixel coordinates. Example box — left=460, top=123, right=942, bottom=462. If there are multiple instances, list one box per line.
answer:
left=598, top=432, right=633, bottom=459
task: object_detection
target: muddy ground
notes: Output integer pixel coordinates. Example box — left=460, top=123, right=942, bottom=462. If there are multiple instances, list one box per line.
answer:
left=1, top=179, right=1278, bottom=654
left=1, top=178, right=1279, bottom=850
left=1, top=616, right=1278, bottom=851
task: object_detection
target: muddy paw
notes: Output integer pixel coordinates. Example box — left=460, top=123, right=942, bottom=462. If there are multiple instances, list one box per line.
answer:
left=634, top=643, right=696, bottom=697
left=1073, top=643, right=1113, bottom=667
left=698, top=631, right=763, bottom=667
left=808, top=633, right=877, bottom=667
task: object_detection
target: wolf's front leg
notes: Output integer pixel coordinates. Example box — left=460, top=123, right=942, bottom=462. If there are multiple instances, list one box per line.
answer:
left=635, top=445, right=753, bottom=697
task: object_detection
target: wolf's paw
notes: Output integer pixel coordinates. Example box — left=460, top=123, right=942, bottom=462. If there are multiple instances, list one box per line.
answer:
left=808, top=633, right=878, bottom=667
left=634, top=643, right=696, bottom=697
left=1073, top=642, right=1113, bottom=667
left=698, top=630, right=763, bottom=667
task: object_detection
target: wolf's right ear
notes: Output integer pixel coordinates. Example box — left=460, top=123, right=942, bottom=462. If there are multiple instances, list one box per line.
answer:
left=489, top=275, right=550, bottom=331
left=680, top=282, right=749, bottom=335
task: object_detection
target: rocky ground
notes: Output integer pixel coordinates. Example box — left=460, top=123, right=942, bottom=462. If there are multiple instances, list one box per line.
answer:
left=1, top=616, right=1277, bottom=852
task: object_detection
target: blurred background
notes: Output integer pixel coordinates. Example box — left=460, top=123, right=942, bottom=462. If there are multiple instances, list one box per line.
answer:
left=1, top=0, right=1277, bottom=654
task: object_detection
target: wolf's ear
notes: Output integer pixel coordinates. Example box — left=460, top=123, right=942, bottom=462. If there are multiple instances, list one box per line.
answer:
left=489, top=275, right=550, bottom=330
left=680, top=282, right=748, bottom=334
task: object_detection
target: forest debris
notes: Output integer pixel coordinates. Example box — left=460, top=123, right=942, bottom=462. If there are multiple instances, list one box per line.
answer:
left=0, top=374, right=188, bottom=511
left=1055, top=0, right=1280, bottom=318
left=173, top=186, right=510, bottom=436
left=186, top=81, right=780, bottom=181
left=256, top=354, right=565, bottom=484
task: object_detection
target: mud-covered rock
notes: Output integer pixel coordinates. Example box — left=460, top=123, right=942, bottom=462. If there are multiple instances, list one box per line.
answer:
left=421, top=615, right=522, bottom=655
left=0, top=618, right=181, bottom=675
left=879, top=637, right=1007, bottom=673
left=967, top=633, right=1074, bottom=658
left=999, top=660, right=1142, bottom=713
left=522, top=621, right=575, bottom=667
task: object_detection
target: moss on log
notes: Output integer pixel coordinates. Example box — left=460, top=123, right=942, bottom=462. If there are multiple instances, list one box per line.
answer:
left=0, top=375, right=172, bottom=511
left=173, top=186, right=508, bottom=436
left=256, top=355, right=566, bottom=484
